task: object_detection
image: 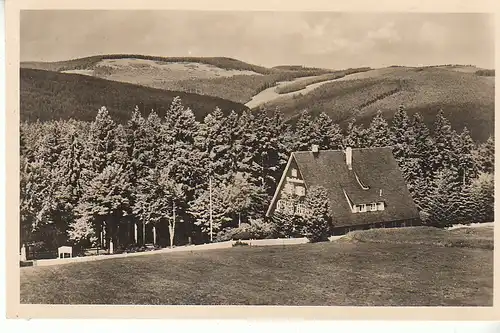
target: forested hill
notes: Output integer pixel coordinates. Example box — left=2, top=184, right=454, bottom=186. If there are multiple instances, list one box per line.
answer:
left=20, top=68, right=249, bottom=123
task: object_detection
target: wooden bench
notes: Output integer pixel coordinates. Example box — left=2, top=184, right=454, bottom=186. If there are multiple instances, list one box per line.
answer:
left=58, top=246, right=73, bottom=259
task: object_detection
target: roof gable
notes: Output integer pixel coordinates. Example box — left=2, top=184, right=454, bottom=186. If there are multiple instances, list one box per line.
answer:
left=275, top=147, right=420, bottom=227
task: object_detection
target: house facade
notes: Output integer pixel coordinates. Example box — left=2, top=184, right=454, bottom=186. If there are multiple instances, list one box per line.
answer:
left=266, top=146, right=421, bottom=235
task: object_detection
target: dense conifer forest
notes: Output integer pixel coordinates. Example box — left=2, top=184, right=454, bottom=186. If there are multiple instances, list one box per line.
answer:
left=20, top=98, right=494, bottom=256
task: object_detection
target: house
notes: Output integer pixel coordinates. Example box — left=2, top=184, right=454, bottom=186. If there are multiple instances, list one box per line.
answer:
left=266, top=145, right=421, bottom=235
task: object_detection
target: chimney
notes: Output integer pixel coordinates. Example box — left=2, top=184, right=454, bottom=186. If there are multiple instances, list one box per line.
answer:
left=311, top=144, right=319, bottom=153
left=345, top=147, right=352, bottom=170
left=379, top=189, right=383, bottom=197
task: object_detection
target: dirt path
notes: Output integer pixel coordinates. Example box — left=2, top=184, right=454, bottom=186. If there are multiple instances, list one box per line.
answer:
left=244, top=75, right=343, bottom=109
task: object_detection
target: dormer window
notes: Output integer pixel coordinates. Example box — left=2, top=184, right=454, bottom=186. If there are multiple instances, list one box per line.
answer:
left=291, top=168, right=298, bottom=178
left=354, top=172, right=370, bottom=190
left=369, top=203, right=377, bottom=211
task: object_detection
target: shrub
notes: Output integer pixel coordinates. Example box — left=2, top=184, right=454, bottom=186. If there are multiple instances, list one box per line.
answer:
left=215, top=219, right=276, bottom=242
left=232, top=240, right=249, bottom=247
left=303, top=186, right=333, bottom=243
left=303, top=216, right=332, bottom=243
left=271, top=212, right=307, bottom=238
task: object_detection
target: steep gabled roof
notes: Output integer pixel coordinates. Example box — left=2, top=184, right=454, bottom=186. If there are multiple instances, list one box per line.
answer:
left=269, top=147, right=420, bottom=227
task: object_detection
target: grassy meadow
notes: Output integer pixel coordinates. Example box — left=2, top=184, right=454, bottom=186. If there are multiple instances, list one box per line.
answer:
left=20, top=226, right=493, bottom=306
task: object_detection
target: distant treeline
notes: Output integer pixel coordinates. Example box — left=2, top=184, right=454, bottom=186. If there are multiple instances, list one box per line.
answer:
left=20, top=68, right=249, bottom=123
left=475, top=69, right=495, bottom=76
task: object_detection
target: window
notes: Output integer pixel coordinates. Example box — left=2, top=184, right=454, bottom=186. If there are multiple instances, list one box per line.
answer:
left=377, top=202, right=385, bottom=211
left=277, top=199, right=294, bottom=215
left=359, top=204, right=367, bottom=212
left=283, top=202, right=295, bottom=215
left=369, top=203, right=377, bottom=211
left=295, top=204, right=309, bottom=217
left=284, top=183, right=294, bottom=195
left=276, top=199, right=284, bottom=212
left=291, top=168, right=298, bottom=178
left=295, top=186, right=305, bottom=197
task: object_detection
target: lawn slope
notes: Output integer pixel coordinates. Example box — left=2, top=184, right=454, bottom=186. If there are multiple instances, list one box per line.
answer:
left=20, top=226, right=493, bottom=306
left=20, top=68, right=248, bottom=123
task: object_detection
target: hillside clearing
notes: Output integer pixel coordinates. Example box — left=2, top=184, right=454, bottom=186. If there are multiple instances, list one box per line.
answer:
left=245, top=74, right=342, bottom=108
left=63, top=58, right=264, bottom=82
left=20, top=226, right=493, bottom=306
left=263, top=66, right=494, bottom=141
left=21, top=55, right=334, bottom=104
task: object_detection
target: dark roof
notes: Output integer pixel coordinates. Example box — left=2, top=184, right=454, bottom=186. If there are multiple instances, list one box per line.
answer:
left=291, top=147, right=420, bottom=227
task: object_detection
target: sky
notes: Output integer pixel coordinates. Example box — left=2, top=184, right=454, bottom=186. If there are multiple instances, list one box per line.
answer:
left=20, top=11, right=495, bottom=69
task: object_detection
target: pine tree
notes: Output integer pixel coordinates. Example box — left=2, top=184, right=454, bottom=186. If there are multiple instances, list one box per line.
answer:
left=454, top=127, right=477, bottom=186
left=83, top=106, right=124, bottom=177
left=237, top=108, right=289, bottom=199
left=409, top=113, right=433, bottom=180
left=188, top=180, right=232, bottom=238
left=160, top=97, right=204, bottom=195
left=293, top=110, right=316, bottom=151
left=198, top=107, right=234, bottom=182
left=367, top=110, right=390, bottom=147
left=134, top=167, right=186, bottom=247
left=312, top=112, right=343, bottom=149
left=143, top=110, right=163, bottom=169
left=25, top=121, right=72, bottom=249
left=225, top=110, right=244, bottom=177
left=473, top=136, right=494, bottom=174
left=420, top=167, right=462, bottom=227
left=73, top=163, right=131, bottom=250
left=19, top=159, right=54, bottom=246
left=51, top=120, right=87, bottom=245
left=303, top=185, right=333, bottom=242
left=461, top=172, right=494, bottom=224
left=343, top=119, right=368, bottom=148
left=224, top=172, right=267, bottom=226
left=271, top=211, right=296, bottom=238
left=390, top=104, right=413, bottom=162
left=430, top=110, right=457, bottom=173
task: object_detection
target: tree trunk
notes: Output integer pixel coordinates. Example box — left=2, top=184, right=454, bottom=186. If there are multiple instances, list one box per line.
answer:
left=238, top=212, right=241, bottom=228
left=142, top=221, right=146, bottom=246
left=153, top=225, right=156, bottom=245
left=169, top=201, right=176, bottom=248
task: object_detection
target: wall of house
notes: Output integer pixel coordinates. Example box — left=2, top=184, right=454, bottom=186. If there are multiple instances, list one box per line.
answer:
left=270, top=157, right=308, bottom=216
left=331, top=218, right=422, bottom=235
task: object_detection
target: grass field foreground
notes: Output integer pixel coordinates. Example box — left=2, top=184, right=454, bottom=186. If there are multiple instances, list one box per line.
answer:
left=20, top=226, right=493, bottom=306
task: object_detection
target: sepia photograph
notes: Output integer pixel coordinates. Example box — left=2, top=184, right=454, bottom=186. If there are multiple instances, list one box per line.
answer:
left=11, top=4, right=496, bottom=313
